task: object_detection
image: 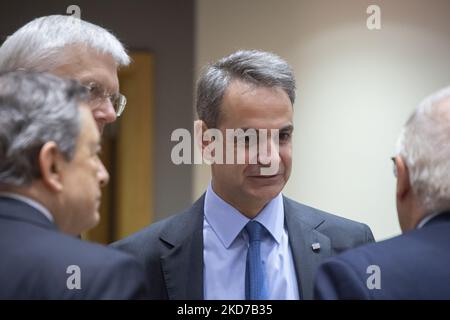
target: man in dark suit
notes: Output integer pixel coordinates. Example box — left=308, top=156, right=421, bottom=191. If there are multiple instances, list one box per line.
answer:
left=112, top=50, right=374, bottom=300
left=0, top=71, right=148, bottom=299
left=314, top=86, right=450, bottom=299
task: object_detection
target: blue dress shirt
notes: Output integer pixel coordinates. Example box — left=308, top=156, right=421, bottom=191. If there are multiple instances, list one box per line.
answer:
left=203, top=183, right=299, bottom=300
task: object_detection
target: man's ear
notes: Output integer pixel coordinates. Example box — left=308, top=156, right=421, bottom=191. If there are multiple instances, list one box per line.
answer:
left=38, top=141, right=65, bottom=192
left=395, top=156, right=411, bottom=200
left=194, top=119, right=212, bottom=152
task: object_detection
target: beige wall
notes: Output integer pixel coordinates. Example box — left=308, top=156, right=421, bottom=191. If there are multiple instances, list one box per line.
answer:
left=195, top=0, right=450, bottom=240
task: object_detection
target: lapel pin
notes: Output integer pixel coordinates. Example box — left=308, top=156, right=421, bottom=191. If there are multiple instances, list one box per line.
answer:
left=311, top=242, right=321, bottom=252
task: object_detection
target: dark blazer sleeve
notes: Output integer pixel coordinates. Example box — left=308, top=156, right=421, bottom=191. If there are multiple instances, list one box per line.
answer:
left=51, top=240, right=151, bottom=300
left=314, top=257, right=370, bottom=300
left=83, top=253, right=150, bottom=300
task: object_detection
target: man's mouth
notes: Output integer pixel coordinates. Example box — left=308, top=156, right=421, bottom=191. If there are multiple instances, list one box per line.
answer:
left=248, top=174, right=281, bottom=178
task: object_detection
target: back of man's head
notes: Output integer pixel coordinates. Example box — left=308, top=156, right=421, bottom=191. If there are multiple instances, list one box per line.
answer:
left=0, top=15, right=130, bottom=72
left=396, top=87, right=450, bottom=215
left=0, top=71, right=86, bottom=188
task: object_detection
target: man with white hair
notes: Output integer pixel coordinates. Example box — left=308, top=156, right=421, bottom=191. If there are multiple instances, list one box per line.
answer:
left=0, top=14, right=129, bottom=132
left=314, top=87, right=450, bottom=299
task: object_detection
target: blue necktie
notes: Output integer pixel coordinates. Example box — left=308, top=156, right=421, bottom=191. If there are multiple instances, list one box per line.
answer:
left=245, top=221, right=268, bottom=300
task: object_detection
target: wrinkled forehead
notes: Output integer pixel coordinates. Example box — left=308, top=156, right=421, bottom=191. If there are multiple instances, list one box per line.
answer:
left=51, top=44, right=119, bottom=92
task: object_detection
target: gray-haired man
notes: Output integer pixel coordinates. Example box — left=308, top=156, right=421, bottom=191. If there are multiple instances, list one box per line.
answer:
left=113, top=50, right=374, bottom=300
left=314, top=87, right=450, bottom=299
left=0, top=15, right=129, bottom=133
left=0, top=71, right=148, bottom=299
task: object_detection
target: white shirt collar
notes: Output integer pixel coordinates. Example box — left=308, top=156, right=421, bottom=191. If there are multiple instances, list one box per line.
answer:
left=0, top=192, right=54, bottom=222
left=204, top=183, right=284, bottom=248
left=416, top=211, right=443, bottom=229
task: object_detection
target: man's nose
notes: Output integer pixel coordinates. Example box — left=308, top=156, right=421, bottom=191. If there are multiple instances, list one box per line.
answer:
left=257, top=136, right=280, bottom=167
left=91, top=99, right=117, bottom=127
left=98, top=160, right=110, bottom=187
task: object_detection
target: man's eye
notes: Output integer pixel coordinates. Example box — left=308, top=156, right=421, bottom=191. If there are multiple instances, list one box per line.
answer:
left=85, top=83, right=103, bottom=97
left=279, top=132, right=291, bottom=141
left=90, top=85, right=102, bottom=96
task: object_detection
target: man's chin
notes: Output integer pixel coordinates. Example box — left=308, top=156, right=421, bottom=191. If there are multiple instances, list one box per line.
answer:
left=246, top=183, right=284, bottom=203
left=81, top=211, right=101, bottom=233
left=93, top=211, right=101, bottom=225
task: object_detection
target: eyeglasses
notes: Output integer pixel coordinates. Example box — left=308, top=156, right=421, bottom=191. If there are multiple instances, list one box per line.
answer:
left=83, top=82, right=127, bottom=117
left=391, top=157, right=398, bottom=177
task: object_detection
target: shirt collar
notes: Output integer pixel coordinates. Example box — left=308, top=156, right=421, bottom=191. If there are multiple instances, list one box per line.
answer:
left=0, top=192, right=54, bottom=223
left=417, top=211, right=446, bottom=229
left=204, top=183, right=284, bottom=249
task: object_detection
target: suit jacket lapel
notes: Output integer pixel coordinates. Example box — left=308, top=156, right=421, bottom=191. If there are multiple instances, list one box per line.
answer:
left=284, top=197, right=331, bottom=300
left=160, top=195, right=205, bottom=300
left=157, top=194, right=336, bottom=300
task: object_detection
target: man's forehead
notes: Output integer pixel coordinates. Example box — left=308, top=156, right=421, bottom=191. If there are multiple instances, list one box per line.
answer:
left=77, top=73, right=118, bottom=91
left=219, top=112, right=293, bottom=131
left=70, top=66, right=118, bottom=92
left=225, top=80, right=290, bottom=100
left=52, top=44, right=119, bottom=90
left=219, top=83, right=293, bottom=129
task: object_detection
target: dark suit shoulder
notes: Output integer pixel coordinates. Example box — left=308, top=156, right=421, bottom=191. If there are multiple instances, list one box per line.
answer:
left=50, top=233, right=149, bottom=299
left=316, top=219, right=450, bottom=299
left=111, top=195, right=204, bottom=265
left=110, top=197, right=205, bottom=300
left=0, top=220, right=148, bottom=299
left=336, top=221, right=450, bottom=271
left=112, top=205, right=196, bottom=252
left=284, top=196, right=374, bottom=250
